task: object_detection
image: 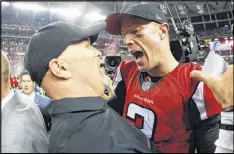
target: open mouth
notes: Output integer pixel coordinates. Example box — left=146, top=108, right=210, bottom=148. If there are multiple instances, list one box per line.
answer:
left=131, top=51, right=144, bottom=60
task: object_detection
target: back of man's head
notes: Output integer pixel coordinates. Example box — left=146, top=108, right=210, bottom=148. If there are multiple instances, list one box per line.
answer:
left=1, top=51, right=10, bottom=86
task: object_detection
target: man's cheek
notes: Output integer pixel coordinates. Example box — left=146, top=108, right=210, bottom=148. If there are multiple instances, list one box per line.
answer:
left=143, top=35, right=161, bottom=48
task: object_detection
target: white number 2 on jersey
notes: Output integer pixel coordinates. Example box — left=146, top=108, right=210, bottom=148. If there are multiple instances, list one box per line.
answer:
left=126, top=103, right=157, bottom=140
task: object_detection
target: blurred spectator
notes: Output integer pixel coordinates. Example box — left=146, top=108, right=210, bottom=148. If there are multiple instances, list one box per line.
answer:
left=34, top=84, right=46, bottom=96
left=19, top=71, right=51, bottom=108
left=9, top=76, right=19, bottom=90
left=1, top=51, right=48, bottom=153
left=19, top=71, right=51, bottom=132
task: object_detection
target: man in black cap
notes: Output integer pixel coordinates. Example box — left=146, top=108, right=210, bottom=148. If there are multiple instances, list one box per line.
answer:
left=106, top=2, right=222, bottom=153
left=24, top=21, right=159, bottom=153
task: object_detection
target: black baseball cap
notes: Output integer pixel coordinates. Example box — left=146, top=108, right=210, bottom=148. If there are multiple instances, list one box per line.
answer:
left=106, top=2, right=167, bottom=35
left=25, top=21, right=106, bottom=86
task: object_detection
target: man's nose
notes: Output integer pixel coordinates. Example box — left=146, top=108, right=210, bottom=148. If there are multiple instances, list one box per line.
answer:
left=123, top=34, right=135, bottom=49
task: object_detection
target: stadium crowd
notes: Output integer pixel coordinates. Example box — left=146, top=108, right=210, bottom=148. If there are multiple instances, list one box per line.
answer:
left=2, top=20, right=232, bottom=40
left=2, top=38, right=28, bottom=53
left=198, top=28, right=231, bottom=40
left=2, top=21, right=233, bottom=77
left=2, top=18, right=49, bottom=31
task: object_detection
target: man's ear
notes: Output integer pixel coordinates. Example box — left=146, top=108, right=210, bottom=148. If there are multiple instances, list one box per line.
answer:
left=159, top=23, right=169, bottom=40
left=48, top=58, right=72, bottom=79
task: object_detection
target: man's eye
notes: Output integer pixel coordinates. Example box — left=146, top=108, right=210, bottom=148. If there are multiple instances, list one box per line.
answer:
left=131, top=30, right=137, bottom=34
left=134, top=28, right=144, bottom=37
left=136, top=33, right=144, bottom=38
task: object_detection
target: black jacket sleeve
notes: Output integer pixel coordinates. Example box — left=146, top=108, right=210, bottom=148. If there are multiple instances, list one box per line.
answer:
left=40, top=105, right=51, bottom=132
left=106, top=75, right=126, bottom=116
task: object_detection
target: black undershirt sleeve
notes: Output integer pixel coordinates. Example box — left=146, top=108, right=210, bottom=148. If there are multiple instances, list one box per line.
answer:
left=106, top=79, right=126, bottom=116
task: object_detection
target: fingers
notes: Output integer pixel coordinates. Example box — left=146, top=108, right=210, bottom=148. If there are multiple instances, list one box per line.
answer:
left=227, top=65, right=233, bottom=71
left=190, top=70, right=215, bottom=89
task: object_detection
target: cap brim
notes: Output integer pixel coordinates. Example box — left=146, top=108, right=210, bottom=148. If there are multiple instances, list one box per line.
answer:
left=81, top=21, right=107, bottom=44
left=106, top=13, right=122, bottom=35
left=107, top=13, right=137, bottom=35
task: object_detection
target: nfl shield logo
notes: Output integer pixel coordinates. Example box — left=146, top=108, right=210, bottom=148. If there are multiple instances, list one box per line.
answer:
left=142, top=81, right=151, bottom=92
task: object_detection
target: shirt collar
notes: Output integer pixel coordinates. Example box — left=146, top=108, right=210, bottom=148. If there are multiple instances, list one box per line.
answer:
left=1, top=90, right=15, bottom=110
left=28, top=91, right=35, bottom=100
left=47, top=97, right=106, bottom=116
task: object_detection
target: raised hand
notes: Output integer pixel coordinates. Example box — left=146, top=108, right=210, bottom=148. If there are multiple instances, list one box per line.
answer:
left=190, top=65, right=233, bottom=109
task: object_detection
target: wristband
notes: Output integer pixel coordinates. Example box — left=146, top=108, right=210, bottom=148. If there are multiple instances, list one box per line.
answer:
left=222, top=105, right=234, bottom=112
left=220, top=124, right=234, bottom=131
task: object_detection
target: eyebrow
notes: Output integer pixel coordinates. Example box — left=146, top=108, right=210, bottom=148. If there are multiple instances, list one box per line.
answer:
left=122, top=25, right=143, bottom=35
left=136, top=26, right=144, bottom=31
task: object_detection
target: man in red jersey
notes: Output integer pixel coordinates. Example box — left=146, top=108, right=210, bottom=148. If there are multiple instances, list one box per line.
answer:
left=105, top=2, right=222, bottom=153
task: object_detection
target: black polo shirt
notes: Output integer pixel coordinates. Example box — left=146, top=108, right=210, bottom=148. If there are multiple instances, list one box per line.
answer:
left=47, top=97, right=159, bottom=153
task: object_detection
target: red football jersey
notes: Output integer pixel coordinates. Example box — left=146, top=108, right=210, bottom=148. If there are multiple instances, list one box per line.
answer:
left=112, top=60, right=221, bottom=153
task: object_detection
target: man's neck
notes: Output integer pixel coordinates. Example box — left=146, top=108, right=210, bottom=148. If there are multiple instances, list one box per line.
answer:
left=28, top=91, right=35, bottom=97
left=148, top=55, right=179, bottom=77
left=50, top=86, right=102, bottom=101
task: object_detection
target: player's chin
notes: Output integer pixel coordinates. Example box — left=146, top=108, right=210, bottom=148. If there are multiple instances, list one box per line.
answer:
left=137, top=66, right=149, bottom=72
